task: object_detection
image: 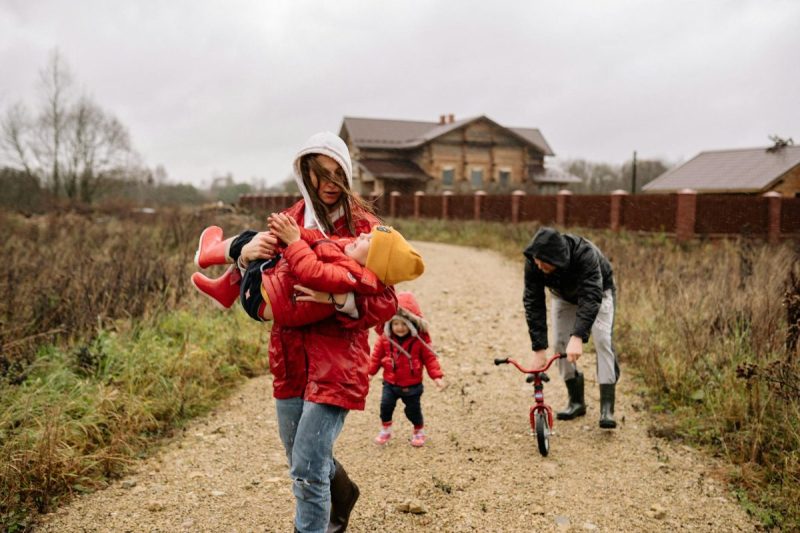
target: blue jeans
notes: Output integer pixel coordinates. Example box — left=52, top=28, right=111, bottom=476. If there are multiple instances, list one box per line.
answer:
left=276, top=398, right=347, bottom=533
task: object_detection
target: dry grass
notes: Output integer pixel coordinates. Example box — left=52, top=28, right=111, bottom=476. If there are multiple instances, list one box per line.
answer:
left=0, top=208, right=268, bottom=531
left=391, top=218, right=800, bottom=529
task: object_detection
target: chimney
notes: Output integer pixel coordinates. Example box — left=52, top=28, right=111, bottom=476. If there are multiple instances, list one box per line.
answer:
left=448, top=113, right=455, bottom=123
left=439, top=114, right=446, bottom=125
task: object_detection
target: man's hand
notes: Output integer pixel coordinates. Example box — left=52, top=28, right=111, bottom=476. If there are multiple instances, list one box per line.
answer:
left=531, top=349, right=547, bottom=370
left=566, top=335, right=583, bottom=363
left=240, top=231, right=278, bottom=266
left=434, top=378, right=447, bottom=391
left=268, top=213, right=301, bottom=245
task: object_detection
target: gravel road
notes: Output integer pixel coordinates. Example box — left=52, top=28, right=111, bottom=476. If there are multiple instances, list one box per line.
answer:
left=37, top=241, right=757, bottom=532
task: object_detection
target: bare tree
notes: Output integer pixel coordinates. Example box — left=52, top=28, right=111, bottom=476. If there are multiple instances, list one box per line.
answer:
left=1, top=49, right=136, bottom=203
left=0, top=102, right=36, bottom=179
left=66, top=97, right=132, bottom=202
left=37, top=49, right=73, bottom=196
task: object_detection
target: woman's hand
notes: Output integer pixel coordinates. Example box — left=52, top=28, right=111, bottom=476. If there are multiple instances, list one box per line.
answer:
left=240, top=231, right=278, bottom=266
left=293, top=285, right=346, bottom=305
left=268, top=213, right=301, bottom=245
left=434, top=378, right=447, bottom=391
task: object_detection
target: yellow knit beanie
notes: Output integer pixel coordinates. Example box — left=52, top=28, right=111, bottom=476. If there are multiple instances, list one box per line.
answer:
left=365, top=226, right=425, bottom=286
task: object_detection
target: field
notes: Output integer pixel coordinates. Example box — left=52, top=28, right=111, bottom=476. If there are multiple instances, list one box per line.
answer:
left=1, top=210, right=798, bottom=530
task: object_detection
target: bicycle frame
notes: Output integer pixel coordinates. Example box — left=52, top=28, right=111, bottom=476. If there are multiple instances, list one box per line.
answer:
left=494, top=353, right=566, bottom=455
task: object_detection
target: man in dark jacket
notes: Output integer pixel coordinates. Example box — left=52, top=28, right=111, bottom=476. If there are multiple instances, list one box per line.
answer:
left=523, top=226, right=619, bottom=429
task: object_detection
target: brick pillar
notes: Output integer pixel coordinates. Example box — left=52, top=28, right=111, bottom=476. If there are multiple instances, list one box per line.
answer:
left=610, top=189, right=628, bottom=232
left=511, top=190, right=526, bottom=224
left=556, top=189, right=572, bottom=226
left=764, top=191, right=782, bottom=244
left=474, top=190, right=486, bottom=221
left=389, top=191, right=400, bottom=218
left=675, top=188, right=697, bottom=242
left=442, top=190, right=453, bottom=220
left=413, top=191, right=424, bottom=219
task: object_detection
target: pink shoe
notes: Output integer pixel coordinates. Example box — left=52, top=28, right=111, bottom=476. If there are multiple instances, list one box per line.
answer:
left=191, top=265, right=241, bottom=308
left=410, top=430, right=426, bottom=447
left=374, top=428, right=392, bottom=445
left=195, top=226, right=235, bottom=268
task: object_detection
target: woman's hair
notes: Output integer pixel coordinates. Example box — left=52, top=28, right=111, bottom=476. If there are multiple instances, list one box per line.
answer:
left=300, top=154, right=375, bottom=235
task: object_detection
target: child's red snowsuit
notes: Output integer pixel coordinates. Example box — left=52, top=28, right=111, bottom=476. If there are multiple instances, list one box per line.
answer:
left=368, top=292, right=443, bottom=387
left=264, top=238, right=384, bottom=327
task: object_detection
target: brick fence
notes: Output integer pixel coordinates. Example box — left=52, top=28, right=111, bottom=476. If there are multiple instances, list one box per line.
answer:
left=239, top=189, right=800, bottom=243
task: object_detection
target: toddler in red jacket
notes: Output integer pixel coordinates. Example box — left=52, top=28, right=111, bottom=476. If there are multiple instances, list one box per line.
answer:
left=191, top=213, right=423, bottom=326
left=368, top=292, right=446, bottom=447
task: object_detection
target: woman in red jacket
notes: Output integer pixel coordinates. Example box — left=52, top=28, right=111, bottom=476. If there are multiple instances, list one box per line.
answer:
left=238, top=132, right=398, bottom=533
left=369, top=291, right=445, bottom=447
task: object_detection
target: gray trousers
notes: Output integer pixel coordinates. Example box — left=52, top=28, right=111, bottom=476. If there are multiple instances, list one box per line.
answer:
left=552, top=289, right=619, bottom=385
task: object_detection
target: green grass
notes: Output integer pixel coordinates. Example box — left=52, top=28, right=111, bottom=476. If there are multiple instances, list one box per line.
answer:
left=0, top=302, right=269, bottom=531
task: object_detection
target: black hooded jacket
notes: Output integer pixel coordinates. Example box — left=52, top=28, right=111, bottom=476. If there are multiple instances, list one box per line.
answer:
left=523, top=227, right=615, bottom=351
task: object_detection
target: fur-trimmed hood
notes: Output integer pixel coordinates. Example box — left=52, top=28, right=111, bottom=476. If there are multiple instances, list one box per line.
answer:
left=383, top=291, right=429, bottom=337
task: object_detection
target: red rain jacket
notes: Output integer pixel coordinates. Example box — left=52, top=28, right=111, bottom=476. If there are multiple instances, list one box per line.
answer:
left=368, top=292, right=443, bottom=387
left=268, top=200, right=397, bottom=410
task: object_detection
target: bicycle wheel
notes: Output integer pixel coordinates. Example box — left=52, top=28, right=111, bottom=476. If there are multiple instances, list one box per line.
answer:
left=535, top=411, right=550, bottom=457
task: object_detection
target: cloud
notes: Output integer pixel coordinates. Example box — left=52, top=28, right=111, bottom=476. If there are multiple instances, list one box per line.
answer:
left=1, top=0, right=798, bottom=185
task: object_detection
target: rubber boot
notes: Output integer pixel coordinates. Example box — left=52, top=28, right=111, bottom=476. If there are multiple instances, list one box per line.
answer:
left=556, top=372, right=587, bottom=420
left=327, top=459, right=360, bottom=533
left=195, top=226, right=235, bottom=268
left=191, top=266, right=241, bottom=308
left=599, top=383, right=617, bottom=429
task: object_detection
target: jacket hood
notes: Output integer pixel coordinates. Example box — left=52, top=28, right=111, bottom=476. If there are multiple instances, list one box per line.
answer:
left=383, top=291, right=429, bottom=336
left=523, top=226, right=570, bottom=269
left=291, top=131, right=353, bottom=234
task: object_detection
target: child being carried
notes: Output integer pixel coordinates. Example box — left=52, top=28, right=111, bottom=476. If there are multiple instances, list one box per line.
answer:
left=191, top=214, right=424, bottom=326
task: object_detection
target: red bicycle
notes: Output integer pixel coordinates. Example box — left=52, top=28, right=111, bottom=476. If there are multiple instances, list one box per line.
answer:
left=494, top=353, right=566, bottom=456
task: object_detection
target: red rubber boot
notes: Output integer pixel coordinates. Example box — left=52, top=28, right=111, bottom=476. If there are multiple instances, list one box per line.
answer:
left=195, top=226, right=235, bottom=269
left=191, top=266, right=241, bottom=309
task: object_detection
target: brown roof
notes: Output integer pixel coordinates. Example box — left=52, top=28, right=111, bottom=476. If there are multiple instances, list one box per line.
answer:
left=341, top=115, right=554, bottom=156
left=643, top=145, right=800, bottom=193
left=357, top=159, right=429, bottom=181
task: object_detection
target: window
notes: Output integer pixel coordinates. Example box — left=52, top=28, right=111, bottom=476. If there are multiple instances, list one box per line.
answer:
left=471, top=168, right=484, bottom=188
left=442, top=167, right=454, bottom=186
left=499, top=169, right=510, bottom=187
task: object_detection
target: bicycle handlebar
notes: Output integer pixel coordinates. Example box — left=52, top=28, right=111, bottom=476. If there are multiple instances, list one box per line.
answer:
left=495, top=353, right=566, bottom=375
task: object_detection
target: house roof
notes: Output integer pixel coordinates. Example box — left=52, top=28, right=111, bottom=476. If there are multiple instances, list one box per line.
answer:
left=531, top=167, right=583, bottom=184
left=643, top=145, right=800, bottom=193
left=357, top=159, right=429, bottom=181
left=341, top=116, right=554, bottom=156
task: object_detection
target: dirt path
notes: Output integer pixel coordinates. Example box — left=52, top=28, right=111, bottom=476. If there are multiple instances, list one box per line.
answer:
left=37, top=241, right=757, bottom=532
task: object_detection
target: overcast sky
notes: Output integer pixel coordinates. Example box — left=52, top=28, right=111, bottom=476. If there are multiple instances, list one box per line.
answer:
left=1, top=0, right=798, bottom=187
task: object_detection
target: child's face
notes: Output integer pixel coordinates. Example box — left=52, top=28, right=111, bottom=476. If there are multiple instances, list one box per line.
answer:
left=390, top=319, right=410, bottom=337
left=344, top=232, right=372, bottom=265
